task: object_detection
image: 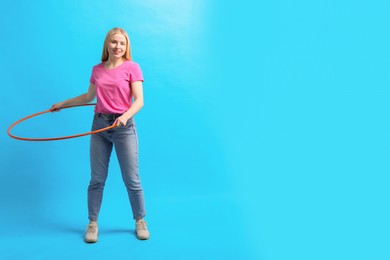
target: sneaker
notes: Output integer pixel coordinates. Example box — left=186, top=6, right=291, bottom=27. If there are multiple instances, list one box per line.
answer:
left=135, top=219, right=150, bottom=240
left=85, top=222, right=98, bottom=243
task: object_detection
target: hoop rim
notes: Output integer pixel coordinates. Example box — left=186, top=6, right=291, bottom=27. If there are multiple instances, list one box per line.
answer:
left=7, top=103, right=117, bottom=141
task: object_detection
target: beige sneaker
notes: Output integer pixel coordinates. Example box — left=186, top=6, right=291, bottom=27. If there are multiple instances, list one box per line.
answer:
left=135, top=219, right=150, bottom=240
left=84, top=222, right=98, bottom=243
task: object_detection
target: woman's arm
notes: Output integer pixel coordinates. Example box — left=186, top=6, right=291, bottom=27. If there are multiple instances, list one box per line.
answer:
left=51, top=84, right=96, bottom=111
left=115, top=81, right=144, bottom=126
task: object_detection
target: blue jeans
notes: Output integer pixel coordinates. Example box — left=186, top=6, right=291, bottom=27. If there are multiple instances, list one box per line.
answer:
left=88, top=113, right=146, bottom=221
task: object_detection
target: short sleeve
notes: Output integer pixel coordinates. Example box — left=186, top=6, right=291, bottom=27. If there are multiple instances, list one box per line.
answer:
left=129, top=62, right=144, bottom=83
left=89, top=67, right=96, bottom=84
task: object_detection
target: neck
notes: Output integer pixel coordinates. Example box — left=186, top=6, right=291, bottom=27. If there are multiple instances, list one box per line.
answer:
left=105, top=57, right=125, bottom=68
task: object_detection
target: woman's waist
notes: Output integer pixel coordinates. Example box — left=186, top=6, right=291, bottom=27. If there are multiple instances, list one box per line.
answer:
left=94, top=112, right=123, bottom=121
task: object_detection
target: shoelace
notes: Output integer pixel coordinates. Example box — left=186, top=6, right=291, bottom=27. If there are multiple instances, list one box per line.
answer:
left=136, top=220, right=147, bottom=230
left=88, top=225, right=97, bottom=233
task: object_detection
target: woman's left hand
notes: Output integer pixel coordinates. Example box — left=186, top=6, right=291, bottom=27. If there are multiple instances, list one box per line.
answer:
left=114, top=115, right=129, bottom=127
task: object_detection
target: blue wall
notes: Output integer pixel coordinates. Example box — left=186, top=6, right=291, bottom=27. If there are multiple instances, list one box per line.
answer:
left=1, top=0, right=390, bottom=259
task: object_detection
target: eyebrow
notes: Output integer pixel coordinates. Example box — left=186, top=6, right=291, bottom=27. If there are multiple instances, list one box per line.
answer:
left=111, top=39, right=126, bottom=43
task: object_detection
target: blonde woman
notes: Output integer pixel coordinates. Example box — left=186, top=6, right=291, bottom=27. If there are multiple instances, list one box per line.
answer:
left=51, top=28, right=149, bottom=243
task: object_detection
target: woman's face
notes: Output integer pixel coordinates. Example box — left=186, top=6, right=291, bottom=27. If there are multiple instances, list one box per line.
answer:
left=107, top=33, right=127, bottom=59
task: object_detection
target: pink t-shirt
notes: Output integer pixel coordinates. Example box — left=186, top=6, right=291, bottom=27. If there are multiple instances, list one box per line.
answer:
left=90, top=60, right=144, bottom=114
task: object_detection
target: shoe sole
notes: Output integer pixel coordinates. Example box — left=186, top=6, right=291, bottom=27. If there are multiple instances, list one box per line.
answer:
left=84, top=238, right=98, bottom=243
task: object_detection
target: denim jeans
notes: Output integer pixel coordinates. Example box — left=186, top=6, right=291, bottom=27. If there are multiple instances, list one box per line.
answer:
left=88, top=113, right=146, bottom=221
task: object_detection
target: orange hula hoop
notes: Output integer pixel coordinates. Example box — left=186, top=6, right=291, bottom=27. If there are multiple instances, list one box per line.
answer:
left=7, top=103, right=117, bottom=141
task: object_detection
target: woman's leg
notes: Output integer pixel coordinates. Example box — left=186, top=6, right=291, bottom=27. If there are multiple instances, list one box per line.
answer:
left=113, top=120, right=146, bottom=220
left=88, top=117, right=113, bottom=221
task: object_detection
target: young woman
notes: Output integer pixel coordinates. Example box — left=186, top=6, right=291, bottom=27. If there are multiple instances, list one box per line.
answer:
left=51, top=27, right=149, bottom=243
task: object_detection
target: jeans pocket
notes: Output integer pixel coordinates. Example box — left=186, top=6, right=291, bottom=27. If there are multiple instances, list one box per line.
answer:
left=91, top=116, right=108, bottom=131
left=125, top=122, right=137, bottom=135
left=120, top=118, right=134, bottom=128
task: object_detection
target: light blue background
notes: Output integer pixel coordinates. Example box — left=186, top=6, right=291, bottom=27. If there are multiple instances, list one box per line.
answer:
left=1, top=0, right=389, bottom=259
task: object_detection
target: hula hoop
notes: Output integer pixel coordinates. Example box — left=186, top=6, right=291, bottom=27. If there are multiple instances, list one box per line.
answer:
left=7, top=103, right=117, bottom=141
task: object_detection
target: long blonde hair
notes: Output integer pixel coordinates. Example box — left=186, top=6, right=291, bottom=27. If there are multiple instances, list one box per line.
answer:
left=101, top=28, right=132, bottom=62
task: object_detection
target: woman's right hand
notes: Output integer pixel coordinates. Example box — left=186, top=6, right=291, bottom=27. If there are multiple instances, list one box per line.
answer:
left=50, top=102, right=64, bottom=112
